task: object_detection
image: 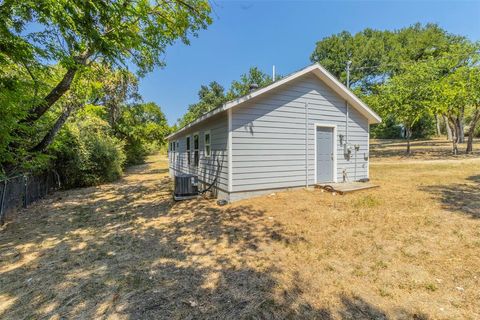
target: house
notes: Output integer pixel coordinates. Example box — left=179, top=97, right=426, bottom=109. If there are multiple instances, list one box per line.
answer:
left=166, top=63, right=381, bottom=202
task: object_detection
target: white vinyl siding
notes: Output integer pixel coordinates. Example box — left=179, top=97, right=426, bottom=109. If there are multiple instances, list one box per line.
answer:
left=231, top=73, right=369, bottom=193
left=168, top=73, right=371, bottom=201
left=169, top=113, right=229, bottom=194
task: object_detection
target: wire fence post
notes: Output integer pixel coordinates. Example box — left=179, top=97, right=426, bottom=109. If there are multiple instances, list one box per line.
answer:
left=0, top=171, right=60, bottom=224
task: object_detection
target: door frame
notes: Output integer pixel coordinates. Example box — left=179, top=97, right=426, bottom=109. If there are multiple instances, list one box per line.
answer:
left=314, top=123, right=337, bottom=184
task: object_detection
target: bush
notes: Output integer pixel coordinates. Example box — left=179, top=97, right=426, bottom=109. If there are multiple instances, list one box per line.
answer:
left=371, top=114, right=436, bottom=139
left=84, top=132, right=126, bottom=184
left=50, top=112, right=126, bottom=188
left=411, top=115, right=436, bottom=139
left=371, top=116, right=403, bottom=139
left=124, top=137, right=150, bottom=166
left=115, top=102, right=170, bottom=165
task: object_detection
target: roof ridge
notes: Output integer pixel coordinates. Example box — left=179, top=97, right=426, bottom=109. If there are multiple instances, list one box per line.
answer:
left=167, top=63, right=380, bottom=139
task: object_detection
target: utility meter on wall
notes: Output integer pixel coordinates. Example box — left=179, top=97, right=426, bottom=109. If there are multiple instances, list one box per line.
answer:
left=344, top=143, right=352, bottom=156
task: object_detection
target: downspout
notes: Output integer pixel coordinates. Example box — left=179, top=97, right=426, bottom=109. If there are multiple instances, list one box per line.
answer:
left=305, top=102, right=309, bottom=188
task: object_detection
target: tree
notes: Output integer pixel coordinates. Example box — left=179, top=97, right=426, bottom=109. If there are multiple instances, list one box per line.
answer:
left=226, top=67, right=274, bottom=99
left=114, top=102, right=170, bottom=165
left=0, top=0, right=211, bottom=163
left=312, top=23, right=479, bottom=145
left=178, top=81, right=226, bottom=127
left=465, top=68, right=480, bottom=153
left=310, top=29, right=388, bottom=90
left=310, top=23, right=463, bottom=92
left=371, top=61, right=436, bottom=154
left=177, top=67, right=277, bottom=128
left=434, top=65, right=480, bottom=154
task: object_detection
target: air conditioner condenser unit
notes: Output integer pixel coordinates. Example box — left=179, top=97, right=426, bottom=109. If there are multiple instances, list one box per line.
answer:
left=173, top=173, right=199, bottom=201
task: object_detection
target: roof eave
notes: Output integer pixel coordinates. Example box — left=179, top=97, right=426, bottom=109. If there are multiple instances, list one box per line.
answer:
left=167, top=63, right=382, bottom=139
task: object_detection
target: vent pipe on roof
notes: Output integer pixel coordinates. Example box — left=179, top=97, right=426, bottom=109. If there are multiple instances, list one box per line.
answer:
left=249, top=83, right=259, bottom=92
left=272, top=65, right=276, bottom=81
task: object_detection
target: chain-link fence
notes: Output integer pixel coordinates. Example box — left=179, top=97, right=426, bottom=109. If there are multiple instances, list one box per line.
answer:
left=0, top=171, right=60, bottom=225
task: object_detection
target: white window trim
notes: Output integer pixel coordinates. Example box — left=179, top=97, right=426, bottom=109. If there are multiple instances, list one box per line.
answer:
left=193, top=132, right=199, bottom=167
left=186, top=136, right=191, bottom=166
left=204, top=130, right=211, bottom=158
left=313, top=123, right=338, bottom=184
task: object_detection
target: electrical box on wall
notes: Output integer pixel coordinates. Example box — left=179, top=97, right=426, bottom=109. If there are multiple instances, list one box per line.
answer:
left=344, top=143, right=352, bottom=156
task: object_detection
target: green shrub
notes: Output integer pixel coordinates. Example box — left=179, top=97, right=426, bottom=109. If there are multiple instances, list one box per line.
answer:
left=50, top=112, right=126, bottom=188
left=474, top=124, right=480, bottom=138
left=411, top=115, right=436, bottom=139
left=124, top=137, right=149, bottom=166
left=371, top=116, right=403, bottom=139
left=115, top=102, right=170, bottom=165
left=84, top=132, right=126, bottom=184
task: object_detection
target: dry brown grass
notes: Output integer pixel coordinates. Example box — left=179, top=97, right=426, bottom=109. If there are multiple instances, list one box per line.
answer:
left=1, top=142, right=480, bottom=319
left=370, top=138, right=480, bottom=161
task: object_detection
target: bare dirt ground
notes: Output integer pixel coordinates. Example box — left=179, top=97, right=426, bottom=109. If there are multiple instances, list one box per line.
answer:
left=1, top=141, right=480, bottom=319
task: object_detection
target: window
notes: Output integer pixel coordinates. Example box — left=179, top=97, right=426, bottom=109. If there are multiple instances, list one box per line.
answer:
left=186, top=137, right=191, bottom=165
left=193, top=133, right=199, bottom=167
left=204, top=131, right=211, bottom=158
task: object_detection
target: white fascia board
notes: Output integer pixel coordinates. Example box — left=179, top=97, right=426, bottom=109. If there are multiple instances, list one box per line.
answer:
left=311, top=65, right=382, bottom=124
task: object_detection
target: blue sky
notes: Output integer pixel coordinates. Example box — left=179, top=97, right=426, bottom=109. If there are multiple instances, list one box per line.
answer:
left=138, top=0, right=480, bottom=125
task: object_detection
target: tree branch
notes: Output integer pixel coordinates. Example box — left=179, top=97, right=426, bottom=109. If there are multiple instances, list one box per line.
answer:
left=22, top=53, right=90, bottom=124
left=29, top=104, right=78, bottom=153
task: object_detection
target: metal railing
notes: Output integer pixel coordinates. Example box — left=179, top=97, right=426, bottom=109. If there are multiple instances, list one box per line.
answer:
left=0, top=171, right=60, bottom=225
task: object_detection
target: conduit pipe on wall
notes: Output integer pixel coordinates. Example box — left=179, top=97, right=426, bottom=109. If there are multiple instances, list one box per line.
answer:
left=305, top=102, right=309, bottom=188
left=345, top=101, right=349, bottom=146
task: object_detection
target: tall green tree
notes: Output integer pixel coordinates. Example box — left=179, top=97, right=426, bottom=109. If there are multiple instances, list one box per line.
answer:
left=310, top=23, right=465, bottom=91
left=370, top=61, right=436, bottom=154
left=114, top=102, right=170, bottom=165
left=312, top=23, right=478, bottom=146
left=0, top=0, right=211, bottom=167
left=178, top=81, right=226, bottom=127
left=178, top=67, right=277, bottom=128
left=434, top=65, right=480, bottom=154
left=226, top=67, right=274, bottom=99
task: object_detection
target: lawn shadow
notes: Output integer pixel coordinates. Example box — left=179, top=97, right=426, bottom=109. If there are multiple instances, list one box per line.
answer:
left=0, top=165, right=309, bottom=319
left=337, top=295, right=428, bottom=320
left=1, top=158, right=434, bottom=319
left=420, top=175, right=480, bottom=218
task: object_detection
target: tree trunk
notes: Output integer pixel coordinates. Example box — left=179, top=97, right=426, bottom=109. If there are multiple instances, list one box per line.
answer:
left=466, top=107, right=480, bottom=154
left=29, top=105, right=76, bottom=153
left=435, top=114, right=441, bottom=136
left=405, top=126, right=412, bottom=155
left=457, top=112, right=465, bottom=143
left=108, top=103, right=120, bottom=127
left=448, top=116, right=459, bottom=155
left=23, top=54, right=89, bottom=124
left=443, top=114, right=452, bottom=140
